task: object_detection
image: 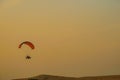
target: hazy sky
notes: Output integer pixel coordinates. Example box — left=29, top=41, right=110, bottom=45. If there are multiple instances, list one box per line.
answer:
left=0, top=0, right=120, bottom=80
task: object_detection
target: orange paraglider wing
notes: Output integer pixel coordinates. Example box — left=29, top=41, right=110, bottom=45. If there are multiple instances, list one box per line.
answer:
left=19, top=41, right=35, bottom=49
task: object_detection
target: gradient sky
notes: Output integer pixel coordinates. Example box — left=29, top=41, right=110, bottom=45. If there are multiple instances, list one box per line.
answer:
left=0, top=0, right=120, bottom=80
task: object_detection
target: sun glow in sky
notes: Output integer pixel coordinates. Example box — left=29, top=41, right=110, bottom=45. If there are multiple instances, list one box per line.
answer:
left=0, top=0, right=120, bottom=80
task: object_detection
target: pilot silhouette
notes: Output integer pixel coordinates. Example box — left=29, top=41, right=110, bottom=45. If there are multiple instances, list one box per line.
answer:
left=26, top=55, right=31, bottom=59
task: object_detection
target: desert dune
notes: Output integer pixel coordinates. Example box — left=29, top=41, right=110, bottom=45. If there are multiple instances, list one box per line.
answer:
left=13, top=74, right=120, bottom=80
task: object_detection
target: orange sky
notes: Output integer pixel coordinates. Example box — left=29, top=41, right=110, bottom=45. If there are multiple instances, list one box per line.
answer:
left=0, top=0, right=120, bottom=80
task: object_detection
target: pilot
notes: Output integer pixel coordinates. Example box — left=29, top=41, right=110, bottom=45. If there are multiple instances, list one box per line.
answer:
left=26, top=55, right=31, bottom=59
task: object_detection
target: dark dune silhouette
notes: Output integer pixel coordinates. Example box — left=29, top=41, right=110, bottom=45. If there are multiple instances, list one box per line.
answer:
left=13, top=74, right=120, bottom=80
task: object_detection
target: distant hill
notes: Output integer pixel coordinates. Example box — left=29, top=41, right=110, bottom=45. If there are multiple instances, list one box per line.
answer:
left=13, top=74, right=120, bottom=80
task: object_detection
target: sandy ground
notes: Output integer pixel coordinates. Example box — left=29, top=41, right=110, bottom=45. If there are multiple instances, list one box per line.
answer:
left=13, top=74, right=120, bottom=80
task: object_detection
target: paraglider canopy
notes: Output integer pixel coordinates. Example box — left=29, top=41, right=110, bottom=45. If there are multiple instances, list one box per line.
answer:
left=18, top=41, right=35, bottom=49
